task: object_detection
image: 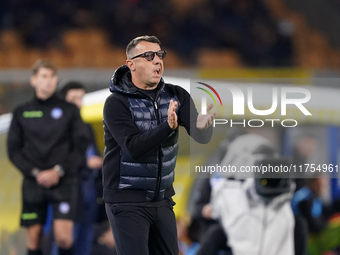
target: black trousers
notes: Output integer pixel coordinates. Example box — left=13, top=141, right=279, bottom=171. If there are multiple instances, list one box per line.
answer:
left=105, top=203, right=179, bottom=255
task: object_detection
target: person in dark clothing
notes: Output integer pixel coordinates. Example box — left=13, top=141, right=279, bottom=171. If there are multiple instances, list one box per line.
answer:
left=292, top=178, right=331, bottom=234
left=193, top=178, right=230, bottom=255
left=192, top=139, right=229, bottom=241
left=61, top=81, right=104, bottom=255
left=291, top=177, right=331, bottom=255
left=42, top=82, right=112, bottom=255
left=103, top=35, right=215, bottom=255
left=7, top=60, right=89, bottom=255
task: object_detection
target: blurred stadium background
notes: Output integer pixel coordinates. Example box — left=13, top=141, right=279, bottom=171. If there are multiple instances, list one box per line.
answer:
left=1, top=0, right=340, bottom=254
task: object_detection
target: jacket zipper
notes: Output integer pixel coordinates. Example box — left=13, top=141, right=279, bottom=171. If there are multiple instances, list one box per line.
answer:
left=152, top=100, right=164, bottom=201
left=139, top=89, right=164, bottom=201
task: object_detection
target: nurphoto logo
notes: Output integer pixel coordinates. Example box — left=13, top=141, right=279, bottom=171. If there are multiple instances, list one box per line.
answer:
left=197, top=83, right=312, bottom=128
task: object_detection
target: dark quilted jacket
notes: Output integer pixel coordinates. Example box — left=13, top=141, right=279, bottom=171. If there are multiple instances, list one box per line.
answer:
left=102, top=65, right=212, bottom=203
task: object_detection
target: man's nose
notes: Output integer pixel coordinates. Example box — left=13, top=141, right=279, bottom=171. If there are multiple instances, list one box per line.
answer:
left=153, top=54, right=162, bottom=63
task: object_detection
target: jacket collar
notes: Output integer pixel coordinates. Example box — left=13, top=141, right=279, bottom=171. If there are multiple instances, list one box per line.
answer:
left=109, top=65, right=164, bottom=97
left=34, top=92, right=59, bottom=104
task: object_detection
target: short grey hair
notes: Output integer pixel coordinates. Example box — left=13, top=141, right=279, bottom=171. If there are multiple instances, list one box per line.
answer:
left=126, top=35, right=161, bottom=59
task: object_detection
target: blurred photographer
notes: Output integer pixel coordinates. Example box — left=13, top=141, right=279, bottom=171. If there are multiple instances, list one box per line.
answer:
left=211, top=134, right=295, bottom=255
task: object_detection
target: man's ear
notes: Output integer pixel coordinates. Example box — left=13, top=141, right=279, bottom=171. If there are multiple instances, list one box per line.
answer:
left=30, top=76, right=36, bottom=88
left=126, top=59, right=136, bottom=71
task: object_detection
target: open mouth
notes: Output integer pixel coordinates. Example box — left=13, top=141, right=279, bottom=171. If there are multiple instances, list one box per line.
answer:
left=154, top=68, right=161, bottom=75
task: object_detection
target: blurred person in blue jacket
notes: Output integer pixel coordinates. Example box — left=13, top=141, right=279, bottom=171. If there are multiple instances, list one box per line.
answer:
left=291, top=177, right=330, bottom=234
left=291, top=176, right=334, bottom=255
left=60, top=82, right=103, bottom=255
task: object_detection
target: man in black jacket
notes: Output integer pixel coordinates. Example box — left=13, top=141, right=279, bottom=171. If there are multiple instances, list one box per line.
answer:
left=7, top=60, right=89, bottom=255
left=103, top=35, right=215, bottom=255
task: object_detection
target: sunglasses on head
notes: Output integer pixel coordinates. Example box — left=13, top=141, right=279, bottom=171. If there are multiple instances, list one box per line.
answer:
left=131, top=50, right=166, bottom=61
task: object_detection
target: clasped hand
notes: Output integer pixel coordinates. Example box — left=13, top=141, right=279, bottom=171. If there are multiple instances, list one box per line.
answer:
left=167, top=100, right=215, bottom=130
left=36, top=168, right=60, bottom=188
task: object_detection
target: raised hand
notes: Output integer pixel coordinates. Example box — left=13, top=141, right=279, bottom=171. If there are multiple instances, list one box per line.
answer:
left=196, top=103, right=216, bottom=130
left=167, top=99, right=178, bottom=130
